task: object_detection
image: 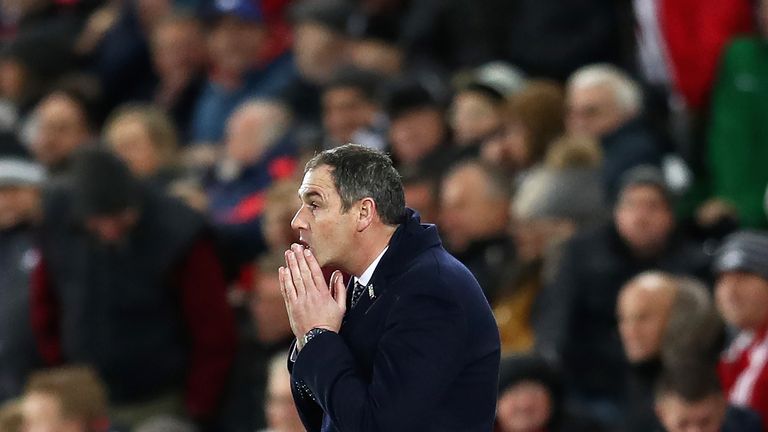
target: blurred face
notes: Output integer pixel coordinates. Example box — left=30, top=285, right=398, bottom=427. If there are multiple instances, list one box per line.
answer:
left=404, top=180, right=437, bottom=223
left=512, top=218, right=575, bottom=263
left=614, top=185, right=674, bottom=257
left=0, top=58, right=26, bottom=101
left=389, top=109, right=445, bottom=165
left=107, top=117, right=161, bottom=178
left=566, top=83, right=628, bottom=139
left=84, top=208, right=139, bottom=244
left=225, top=107, right=270, bottom=164
left=152, top=20, right=206, bottom=80
left=264, top=202, right=299, bottom=251
left=439, top=166, right=509, bottom=253
left=249, top=273, right=292, bottom=344
left=655, top=394, right=726, bottom=432
left=207, top=16, right=264, bottom=75
left=291, top=165, right=358, bottom=269
left=22, top=392, right=82, bottom=432
left=265, top=367, right=304, bottom=432
left=450, top=91, right=502, bottom=146
left=716, top=271, right=768, bottom=330
left=294, top=23, right=346, bottom=84
left=322, top=87, right=377, bottom=144
left=30, top=94, right=91, bottom=168
left=0, top=185, right=39, bottom=229
left=480, top=119, right=529, bottom=171
left=349, top=39, right=402, bottom=76
left=496, top=381, right=552, bottom=432
left=618, top=282, right=675, bottom=363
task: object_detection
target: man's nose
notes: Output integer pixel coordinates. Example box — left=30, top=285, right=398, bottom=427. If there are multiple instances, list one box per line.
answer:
left=290, top=207, right=306, bottom=231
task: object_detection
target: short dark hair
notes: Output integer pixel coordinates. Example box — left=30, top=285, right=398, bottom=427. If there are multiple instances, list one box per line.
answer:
left=305, top=144, right=405, bottom=225
left=655, top=362, right=723, bottom=403
left=324, top=67, right=382, bottom=102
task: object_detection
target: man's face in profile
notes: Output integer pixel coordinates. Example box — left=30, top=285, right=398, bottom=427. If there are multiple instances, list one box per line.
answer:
left=291, top=165, right=357, bottom=269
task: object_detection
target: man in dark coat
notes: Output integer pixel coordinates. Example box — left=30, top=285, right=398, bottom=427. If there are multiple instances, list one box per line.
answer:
left=0, top=131, right=45, bottom=402
left=535, top=166, right=711, bottom=429
left=279, top=144, right=501, bottom=431
left=30, top=147, right=237, bottom=428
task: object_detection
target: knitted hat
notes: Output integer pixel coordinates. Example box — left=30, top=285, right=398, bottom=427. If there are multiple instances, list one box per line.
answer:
left=618, top=165, right=672, bottom=206
left=714, top=230, right=768, bottom=281
left=70, top=146, right=141, bottom=217
left=0, top=131, right=45, bottom=187
left=498, top=354, right=564, bottom=429
left=461, top=61, right=526, bottom=102
left=514, top=167, right=606, bottom=228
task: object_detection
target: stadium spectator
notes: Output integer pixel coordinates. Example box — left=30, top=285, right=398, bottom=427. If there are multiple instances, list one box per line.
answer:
left=383, top=78, right=453, bottom=174
left=565, top=64, right=662, bottom=200
left=261, top=351, right=304, bottom=432
left=27, top=79, right=100, bottom=175
left=495, top=354, right=605, bottom=432
left=190, top=0, right=294, bottom=144
left=481, top=80, right=564, bottom=178
left=148, top=13, right=207, bottom=143
left=0, top=132, right=45, bottom=403
left=496, top=135, right=605, bottom=353
left=439, top=159, right=514, bottom=301
left=205, top=99, right=297, bottom=263
left=217, top=254, right=295, bottom=432
left=104, top=103, right=181, bottom=188
left=21, top=366, right=116, bottom=432
left=618, top=273, right=723, bottom=432
left=535, top=165, right=711, bottom=428
left=714, top=230, right=768, bottom=429
left=655, top=363, right=763, bottom=432
left=320, top=68, right=385, bottom=150
left=31, top=148, right=236, bottom=428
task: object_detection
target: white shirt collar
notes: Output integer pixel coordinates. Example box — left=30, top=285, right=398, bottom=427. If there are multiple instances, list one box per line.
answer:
left=354, top=246, right=388, bottom=286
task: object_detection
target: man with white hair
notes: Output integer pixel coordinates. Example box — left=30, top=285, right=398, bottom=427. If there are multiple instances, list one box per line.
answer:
left=206, top=99, right=298, bottom=262
left=566, top=64, right=662, bottom=200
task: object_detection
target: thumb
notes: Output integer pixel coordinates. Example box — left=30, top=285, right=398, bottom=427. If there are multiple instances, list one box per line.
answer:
left=332, top=271, right=347, bottom=311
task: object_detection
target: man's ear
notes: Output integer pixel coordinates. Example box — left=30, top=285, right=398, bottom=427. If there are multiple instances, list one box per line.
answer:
left=357, top=197, right=376, bottom=232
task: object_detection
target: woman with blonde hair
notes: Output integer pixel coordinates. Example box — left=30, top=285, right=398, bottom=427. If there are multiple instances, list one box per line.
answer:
left=104, top=103, right=181, bottom=187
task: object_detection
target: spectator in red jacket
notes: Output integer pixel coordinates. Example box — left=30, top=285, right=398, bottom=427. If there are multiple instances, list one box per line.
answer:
left=715, top=230, right=768, bottom=430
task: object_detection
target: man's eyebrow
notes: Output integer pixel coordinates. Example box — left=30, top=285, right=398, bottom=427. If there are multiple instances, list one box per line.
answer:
left=299, top=190, right=323, bottom=201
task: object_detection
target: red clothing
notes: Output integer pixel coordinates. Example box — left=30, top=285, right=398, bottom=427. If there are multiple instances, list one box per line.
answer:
left=30, top=237, right=237, bottom=420
left=660, top=0, right=753, bottom=109
left=719, top=327, right=768, bottom=430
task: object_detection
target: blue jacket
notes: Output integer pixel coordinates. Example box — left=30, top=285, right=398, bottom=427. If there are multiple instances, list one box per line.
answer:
left=289, top=209, right=500, bottom=431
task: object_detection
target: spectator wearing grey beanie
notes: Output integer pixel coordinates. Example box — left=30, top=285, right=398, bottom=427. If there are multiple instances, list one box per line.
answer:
left=715, top=230, right=768, bottom=430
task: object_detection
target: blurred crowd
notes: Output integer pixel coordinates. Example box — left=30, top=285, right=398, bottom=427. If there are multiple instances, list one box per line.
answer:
left=1, top=0, right=768, bottom=431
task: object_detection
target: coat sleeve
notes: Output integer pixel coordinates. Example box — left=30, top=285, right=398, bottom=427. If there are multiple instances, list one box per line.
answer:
left=288, top=339, right=325, bottom=432
left=290, top=290, right=468, bottom=432
left=29, top=254, right=62, bottom=365
left=175, top=236, right=238, bottom=421
left=533, top=238, right=579, bottom=365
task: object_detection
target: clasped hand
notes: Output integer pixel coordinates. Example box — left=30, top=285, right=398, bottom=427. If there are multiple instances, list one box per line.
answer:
left=279, top=243, right=346, bottom=350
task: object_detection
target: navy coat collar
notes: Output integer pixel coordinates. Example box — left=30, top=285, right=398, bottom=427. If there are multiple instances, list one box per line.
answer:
left=344, top=208, right=441, bottom=318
